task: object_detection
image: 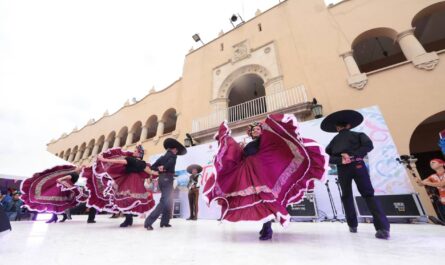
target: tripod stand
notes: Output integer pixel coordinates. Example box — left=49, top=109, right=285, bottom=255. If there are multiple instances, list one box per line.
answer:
left=323, top=179, right=344, bottom=222
left=335, top=177, right=346, bottom=217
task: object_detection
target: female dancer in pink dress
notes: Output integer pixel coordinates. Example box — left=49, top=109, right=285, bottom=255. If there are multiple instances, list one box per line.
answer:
left=84, top=145, right=158, bottom=227
left=203, top=113, right=327, bottom=240
left=21, top=165, right=88, bottom=223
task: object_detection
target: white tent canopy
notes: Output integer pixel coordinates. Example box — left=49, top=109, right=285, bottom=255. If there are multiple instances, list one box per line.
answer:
left=0, top=150, right=71, bottom=180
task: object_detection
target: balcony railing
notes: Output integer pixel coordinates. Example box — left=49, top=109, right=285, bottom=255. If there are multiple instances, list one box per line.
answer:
left=192, top=85, right=308, bottom=133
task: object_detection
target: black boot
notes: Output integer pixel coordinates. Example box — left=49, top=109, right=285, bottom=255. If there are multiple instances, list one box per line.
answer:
left=120, top=215, right=133, bottom=227
left=259, top=227, right=273, bottom=241
left=259, top=221, right=273, bottom=240
left=259, top=223, right=267, bottom=235
left=87, top=208, right=97, bottom=223
left=60, top=214, right=68, bottom=223
left=349, top=226, right=357, bottom=233
left=46, top=214, right=58, bottom=223
left=375, top=229, right=390, bottom=240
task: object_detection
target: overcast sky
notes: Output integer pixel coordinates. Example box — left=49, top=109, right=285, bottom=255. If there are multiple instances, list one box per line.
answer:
left=0, top=0, right=338, bottom=175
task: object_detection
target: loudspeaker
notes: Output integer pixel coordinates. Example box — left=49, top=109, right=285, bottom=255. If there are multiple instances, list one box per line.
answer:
left=286, top=193, right=318, bottom=221
left=355, top=193, right=426, bottom=218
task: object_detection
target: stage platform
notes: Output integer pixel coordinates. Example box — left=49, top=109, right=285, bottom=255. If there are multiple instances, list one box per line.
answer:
left=1, top=215, right=443, bottom=265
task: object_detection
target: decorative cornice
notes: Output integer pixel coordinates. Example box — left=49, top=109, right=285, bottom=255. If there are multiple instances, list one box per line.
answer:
left=347, top=73, right=368, bottom=90
left=413, top=52, right=439, bottom=71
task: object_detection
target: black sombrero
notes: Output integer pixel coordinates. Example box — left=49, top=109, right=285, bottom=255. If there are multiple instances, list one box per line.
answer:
left=163, top=138, right=187, bottom=156
left=186, top=164, right=203, bottom=174
left=320, top=110, right=364, bottom=133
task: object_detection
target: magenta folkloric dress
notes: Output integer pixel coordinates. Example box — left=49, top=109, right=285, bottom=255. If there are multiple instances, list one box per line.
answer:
left=203, top=113, right=328, bottom=226
left=84, top=148, right=155, bottom=215
left=20, top=165, right=88, bottom=214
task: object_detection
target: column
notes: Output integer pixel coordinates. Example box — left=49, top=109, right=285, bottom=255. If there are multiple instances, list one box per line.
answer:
left=340, top=51, right=368, bottom=90
left=113, top=137, right=121, bottom=147
left=91, top=144, right=100, bottom=156
left=101, top=140, right=110, bottom=153
left=140, top=126, right=148, bottom=141
left=68, top=152, right=75, bottom=162
left=74, top=151, right=82, bottom=162
left=125, top=133, right=134, bottom=146
left=397, top=28, right=439, bottom=70
left=156, top=121, right=165, bottom=136
left=82, top=147, right=91, bottom=159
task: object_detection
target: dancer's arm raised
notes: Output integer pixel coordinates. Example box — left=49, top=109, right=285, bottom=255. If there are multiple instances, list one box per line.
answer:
left=97, top=154, right=128, bottom=165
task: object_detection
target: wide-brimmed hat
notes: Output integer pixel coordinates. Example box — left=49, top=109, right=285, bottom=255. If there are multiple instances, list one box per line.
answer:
left=163, top=138, right=187, bottom=156
left=320, top=110, right=364, bottom=133
left=186, top=164, right=203, bottom=174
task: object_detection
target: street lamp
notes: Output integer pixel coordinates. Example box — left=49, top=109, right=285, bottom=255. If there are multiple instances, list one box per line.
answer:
left=311, top=98, right=323, bottom=119
left=192, top=34, right=204, bottom=45
left=184, top=133, right=195, bottom=147
left=230, top=14, right=244, bottom=28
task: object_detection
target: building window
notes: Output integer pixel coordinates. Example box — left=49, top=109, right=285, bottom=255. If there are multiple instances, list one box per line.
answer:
left=228, top=73, right=266, bottom=122
left=258, top=23, right=262, bottom=32
left=352, top=28, right=407, bottom=73
left=145, top=115, right=158, bottom=139
left=412, top=2, right=445, bottom=52
left=96, top=135, right=105, bottom=154
left=130, top=121, right=142, bottom=144
left=220, top=43, right=224, bottom=51
left=72, top=146, right=79, bottom=161
left=65, top=148, right=71, bottom=160
left=162, top=108, right=177, bottom=134
left=79, top=143, right=86, bottom=159
left=117, top=127, right=128, bottom=147
left=106, top=131, right=116, bottom=148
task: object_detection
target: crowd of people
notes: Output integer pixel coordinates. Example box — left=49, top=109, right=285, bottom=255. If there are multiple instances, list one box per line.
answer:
left=0, top=189, right=25, bottom=221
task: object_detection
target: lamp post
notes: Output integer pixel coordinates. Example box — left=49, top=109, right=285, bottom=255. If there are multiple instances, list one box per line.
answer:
left=184, top=133, right=195, bottom=147
left=192, top=34, right=204, bottom=45
left=311, top=98, right=323, bottom=119
left=184, top=137, right=192, bottom=148
left=230, top=14, right=244, bottom=28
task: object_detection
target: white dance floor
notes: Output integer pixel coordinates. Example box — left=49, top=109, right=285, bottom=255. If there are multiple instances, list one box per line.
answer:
left=1, top=215, right=443, bottom=265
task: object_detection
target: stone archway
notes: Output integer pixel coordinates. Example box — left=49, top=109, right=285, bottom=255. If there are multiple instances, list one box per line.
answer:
left=218, top=64, right=271, bottom=100
left=211, top=64, right=282, bottom=113
left=410, top=111, right=445, bottom=176
left=412, top=1, right=445, bottom=52
left=227, top=73, right=267, bottom=122
left=409, top=110, right=445, bottom=219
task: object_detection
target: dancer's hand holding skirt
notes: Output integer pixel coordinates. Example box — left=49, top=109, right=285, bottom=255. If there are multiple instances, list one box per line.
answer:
left=85, top=148, right=155, bottom=215
left=203, top=113, right=328, bottom=226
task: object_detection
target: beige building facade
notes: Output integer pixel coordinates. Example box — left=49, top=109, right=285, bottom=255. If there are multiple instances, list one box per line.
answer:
left=47, top=0, right=445, bottom=215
